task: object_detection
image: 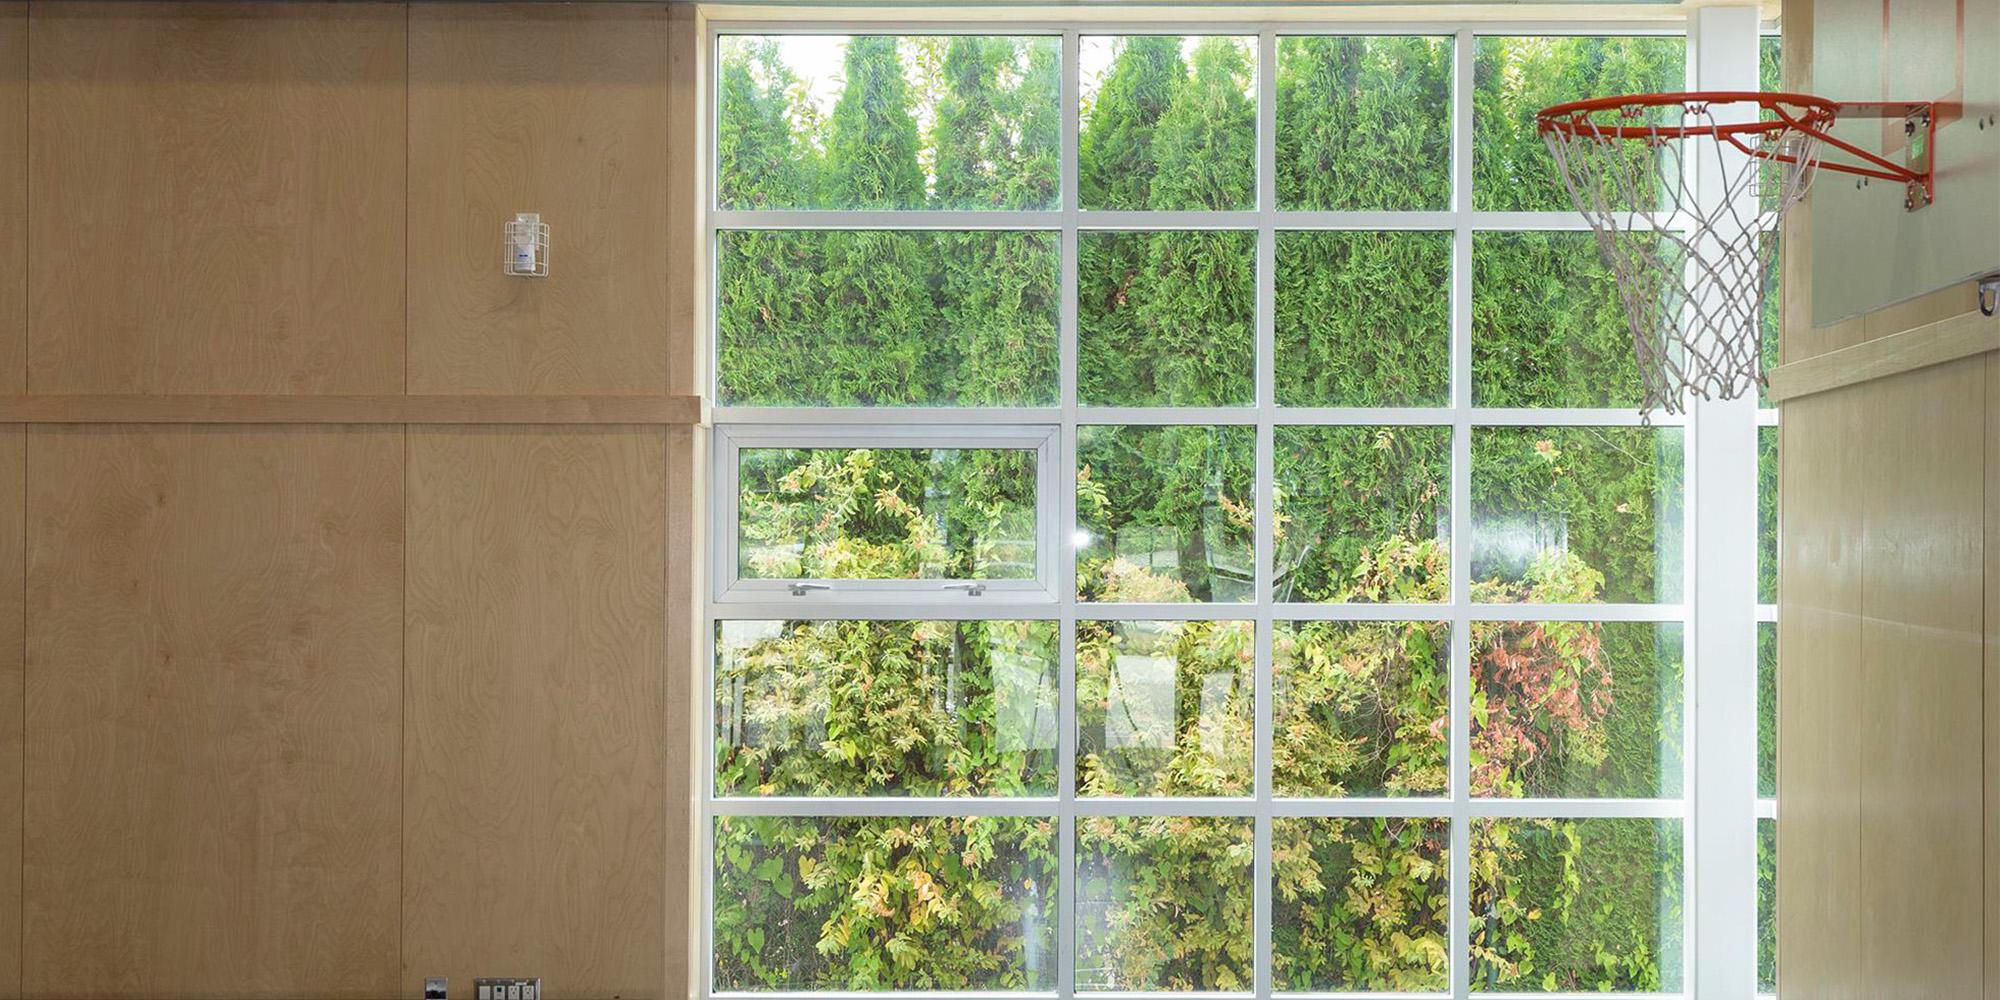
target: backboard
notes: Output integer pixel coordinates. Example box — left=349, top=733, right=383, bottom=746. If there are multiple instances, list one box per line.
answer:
left=1810, top=0, right=2000, bottom=325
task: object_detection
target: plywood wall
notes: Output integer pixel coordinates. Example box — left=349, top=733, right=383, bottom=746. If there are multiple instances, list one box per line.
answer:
left=0, top=4, right=700, bottom=999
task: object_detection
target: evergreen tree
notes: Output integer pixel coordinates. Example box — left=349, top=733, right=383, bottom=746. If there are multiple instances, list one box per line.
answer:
left=1078, top=36, right=1185, bottom=209
left=1276, top=35, right=1451, bottom=211
left=1149, top=36, right=1255, bottom=210
left=822, top=35, right=927, bottom=208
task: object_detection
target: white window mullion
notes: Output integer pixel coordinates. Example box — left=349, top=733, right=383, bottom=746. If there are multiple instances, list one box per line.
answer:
left=1688, top=6, right=1764, bottom=998
left=1252, top=26, right=1278, bottom=1000
left=1447, top=26, right=1476, bottom=1000
left=1057, top=28, right=1081, bottom=1000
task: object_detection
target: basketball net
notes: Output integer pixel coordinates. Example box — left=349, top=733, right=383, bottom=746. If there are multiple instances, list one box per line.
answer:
left=1541, top=96, right=1827, bottom=418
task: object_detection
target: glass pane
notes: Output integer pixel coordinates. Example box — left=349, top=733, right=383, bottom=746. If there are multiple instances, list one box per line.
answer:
left=1472, top=36, right=1688, bottom=212
left=1078, top=36, right=1256, bottom=210
left=717, top=230, right=1059, bottom=407
left=1760, top=425, right=1778, bottom=603
left=1079, top=231, right=1255, bottom=407
left=1276, top=231, right=1451, bottom=407
left=1759, top=621, right=1777, bottom=798
left=1273, top=620, right=1449, bottom=797
left=739, top=446, right=1038, bottom=581
left=1469, top=818, right=1684, bottom=993
left=1273, top=817, right=1450, bottom=992
left=1275, top=425, right=1450, bottom=604
left=1471, top=426, right=1685, bottom=604
left=712, top=815, right=1057, bottom=991
left=1076, top=815, right=1254, bottom=991
left=717, top=35, right=1060, bottom=211
left=1761, top=232, right=1781, bottom=403
left=1473, top=232, right=1653, bottom=408
left=1276, top=36, right=1451, bottom=211
left=1758, top=817, right=1778, bottom=994
left=1077, top=425, right=1254, bottom=602
left=1470, top=621, right=1684, bottom=798
left=1076, top=619, right=1254, bottom=797
left=715, top=620, right=1059, bottom=797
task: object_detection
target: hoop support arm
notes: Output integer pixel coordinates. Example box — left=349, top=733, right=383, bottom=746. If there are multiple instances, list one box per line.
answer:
left=1774, top=99, right=1951, bottom=207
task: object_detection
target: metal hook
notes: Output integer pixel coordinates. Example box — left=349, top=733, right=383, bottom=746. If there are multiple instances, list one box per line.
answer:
left=1981, top=274, right=2000, bottom=318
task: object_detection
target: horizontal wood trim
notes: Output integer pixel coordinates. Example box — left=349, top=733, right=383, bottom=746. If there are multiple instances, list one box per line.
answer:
left=1769, top=307, right=2000, bottom=402
left=0, top=394, right=703, bottom=425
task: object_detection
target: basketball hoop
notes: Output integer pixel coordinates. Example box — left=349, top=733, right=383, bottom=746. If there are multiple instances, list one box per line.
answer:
left=1538, top=91, right=1940, bottom=417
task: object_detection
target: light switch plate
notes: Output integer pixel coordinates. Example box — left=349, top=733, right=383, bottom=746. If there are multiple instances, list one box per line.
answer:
left=474, top=977, right=539, bottom=1000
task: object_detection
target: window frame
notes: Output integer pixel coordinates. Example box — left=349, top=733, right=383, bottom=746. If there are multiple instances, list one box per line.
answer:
left=700, top=15, right=1766, bottom=1000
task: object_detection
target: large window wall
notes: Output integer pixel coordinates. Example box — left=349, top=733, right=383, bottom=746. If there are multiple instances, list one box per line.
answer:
left=706, top=16, right=1767, bottom=999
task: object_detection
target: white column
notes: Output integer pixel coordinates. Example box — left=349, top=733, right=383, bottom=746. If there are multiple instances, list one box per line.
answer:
left=1689, top=6, right=1763, bottom=998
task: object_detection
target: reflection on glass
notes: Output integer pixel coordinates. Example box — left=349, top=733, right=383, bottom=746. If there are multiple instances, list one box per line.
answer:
left=1274, top=621, right=1449, bottom=797
left=1470, top=621, right=1684, bottom=798
left=717, top=35, right=1060, bottom=211
left=1079, top=231, right=1256, bottom=407
left=715, top=620, right=1059, bottom=797
left=712, top=815, right=1057, bottom=991
left=1275, top=425, right=1450, bottom=603
left=1473, top=232, right=1659, bottom=408
left=1076, top=620, right=1254, bottom=797
left=1077, top=426, right=1254, bottom=602
left=1275, top=231, right=1451, bottom=407
left=717, top=230, right=1059, bottom=407
left=1471, top=426, right=1684, bottom=604
left=1075, top=815, right=1254, bottom=991
left=1469, top=818, right=1684, bottom=992
left=1079, top=36, right=1256, bottom=211
left=1276, top=36, right=1452, bottom=211
left=1273, top=817, right=1450, bottom=991
left=1472, top=36, right=1688, bottom=212
left=739, top=447, right=1038, bottom=581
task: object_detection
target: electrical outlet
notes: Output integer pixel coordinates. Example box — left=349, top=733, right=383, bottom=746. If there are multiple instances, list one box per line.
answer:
left=475, top=977, right=539, bottom=1000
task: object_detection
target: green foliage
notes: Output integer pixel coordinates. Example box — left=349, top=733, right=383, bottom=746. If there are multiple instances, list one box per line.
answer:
left=1076, top=619, right=1254, bottom=796
left=713, top=815, right=1057, bottom=990
left=1079, top=36, right=1255, bottom=210
left=1076, top=425, right=1255, bottom=602
left=1273, top=620, right=1450, bottom=797
left=1759, top=622, right=1777, bottom=798
left=1473, top=232, right=1648, bottom=407
left=717, top=619, right=1058, bottom=796
left=1079, top=230, right=1255, bottom=406
left=1470, top=818, right=1684, bottom=992
left=1473, top=36, right=1687, bottom=212
left=1758, top=817, right=1777, bottom=993
left=1760, top=425, right=1778, bottom=602
left=1275, top=425, right=1450, bottom=602
left=737, top=447, right=1037, bottom=580
left=1472, top=427, right=1683, bottom=604
left=1273, top=817, right=1450, bottom=991
left=1276, top=36, right=1452, bottom=210
left=1276, top=231, right=1452, bottom=406
left=1076, top=815, right=1254, bottom=991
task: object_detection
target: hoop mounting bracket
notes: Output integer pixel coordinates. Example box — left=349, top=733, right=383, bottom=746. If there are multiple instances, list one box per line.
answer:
left=1819, top=100, right=1954, bottom=211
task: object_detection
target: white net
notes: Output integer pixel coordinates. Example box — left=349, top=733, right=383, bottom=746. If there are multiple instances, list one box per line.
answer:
left=1542, top=97, right=1826, bottom=417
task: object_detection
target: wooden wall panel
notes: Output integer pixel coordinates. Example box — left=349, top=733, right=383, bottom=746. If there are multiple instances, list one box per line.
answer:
left=0, top=429, right=24, bottom=1000
left=1853, top=362, right=1985, bottom=993
left=26, top=3, right=406, bottom=394
left=408, top=4, right=672, bottom=394
left=21, top=427, right=404, bottom=998
left=1777, top=386, right=1864, bottom=1000
left=0, top=9, right=24, bottom=394
left=404, top=428, right=667, bottom=999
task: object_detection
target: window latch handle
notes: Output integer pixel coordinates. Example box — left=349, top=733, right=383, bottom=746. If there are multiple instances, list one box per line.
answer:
left=787, top=582, right=832, bottom=596
left=942, top=582, right=987, bottom=597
